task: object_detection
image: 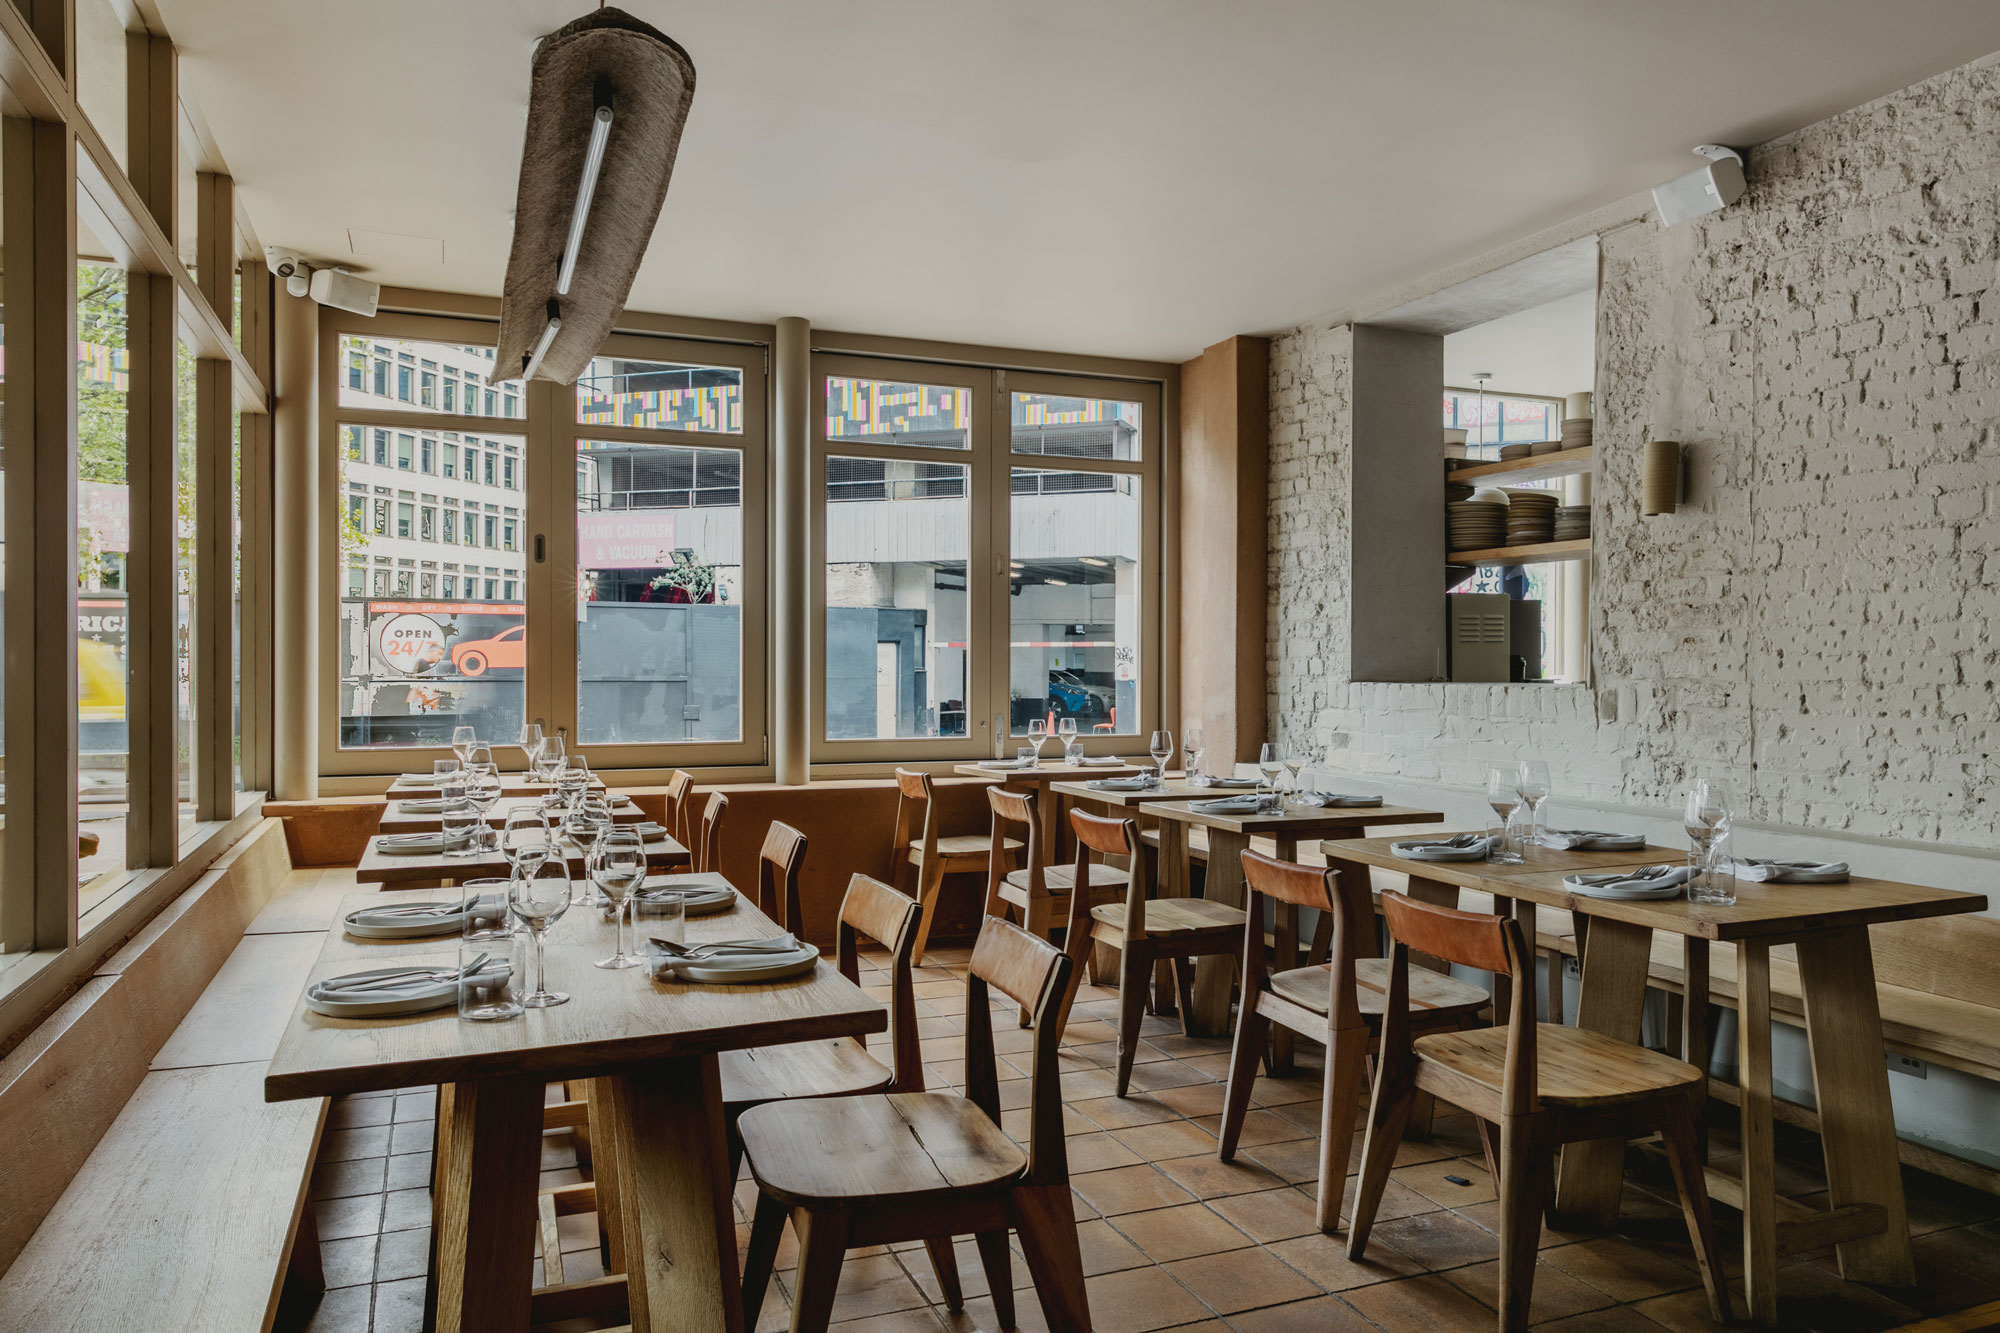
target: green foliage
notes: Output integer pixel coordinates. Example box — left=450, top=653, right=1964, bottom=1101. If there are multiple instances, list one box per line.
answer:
left=77, top=264, right=128, bottom=486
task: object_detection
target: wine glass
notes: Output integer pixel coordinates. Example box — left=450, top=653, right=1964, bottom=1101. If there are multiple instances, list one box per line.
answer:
left=1183, top=725, right=1206, bottom=785
left=1257, top=742, right=1285, bottom=801
left=1486, top=767, right=1523, bottom=863
left=450, top=725, right=477, bottom=768
left=537, top=734, right=566, bottom=787
left=1058, top=716, right=1079, bottom=763
left=510, top=859, right=572, bottom=1008
left=1516, top=760, right=1552, bottom=843
left=1283, top=750, right=1304, bottom=795
left=1684, top=777, right=1732, bottom=864
left=1027, top=717, right=1049, bottom=763
left=592, top=829, right=648, bottom=969
left=463, top=747, right=501, bottom=849
left=518, top=723, right=545, bottom=781
left=502, top=807, right=552, bottom=879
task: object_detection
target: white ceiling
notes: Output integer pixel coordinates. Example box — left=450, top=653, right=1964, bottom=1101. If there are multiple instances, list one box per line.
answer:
left=1444, top=288, right=1598, bottom=399
left=158, top=1, right=2000, bottom=362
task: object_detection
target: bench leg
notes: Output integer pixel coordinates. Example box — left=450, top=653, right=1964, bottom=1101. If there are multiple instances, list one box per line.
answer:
left=433, top=1076, right=544, bottom=1333
left=286, top=1194, right=326, bottom=1293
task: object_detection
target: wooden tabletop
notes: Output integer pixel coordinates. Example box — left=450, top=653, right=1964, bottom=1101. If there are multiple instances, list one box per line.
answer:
left=355, top=831, right=689, bottom=886
left=266, top=885, right=885, bottom=1101
left=384, top=775, right=609, bottom=799
left=1322, top=834, right=1990, bottom=940
left=952, top=761, right=1144, bottom=783
left=1148, top=799, right=1445, bottom=838
left=377, top=793, right=648, bottom=837
left=1047, top=778, right=1239, bottom=808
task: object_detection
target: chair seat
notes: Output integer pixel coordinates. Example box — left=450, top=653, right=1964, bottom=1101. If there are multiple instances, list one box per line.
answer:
left=1091, top=897, right=1244, bottom=936
left=718, top=1037, right=893, bottom=1109
left=1270, top=958, right=1489, bottom=1018
left=738, top=1091, right=1027, bottom=1206
left=1415, top=1022, right=1704, bottom=1106
left=911, top=834, right=1019, bottom=865
left=1004, top=863, right=1129, bottom=896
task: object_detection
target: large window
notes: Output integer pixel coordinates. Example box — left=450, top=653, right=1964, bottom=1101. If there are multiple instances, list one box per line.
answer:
left=77, top=237, right=131, bottom=899
left=813, top=358, right=1161, bottom=760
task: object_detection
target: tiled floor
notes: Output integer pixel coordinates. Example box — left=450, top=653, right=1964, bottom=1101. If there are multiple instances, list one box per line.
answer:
left=282, top=946, right=2000, bottom=1332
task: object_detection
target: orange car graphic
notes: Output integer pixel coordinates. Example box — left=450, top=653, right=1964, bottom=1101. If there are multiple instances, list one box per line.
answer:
left=450, top=625, right=526, bottom=677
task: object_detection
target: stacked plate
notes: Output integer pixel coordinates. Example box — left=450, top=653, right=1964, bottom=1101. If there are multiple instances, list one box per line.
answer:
left=1499, top=442, right=1534, bottom=461
left=1446, top=481, right=1475, bottom=503
left=1561, top=417, right=1594, bottom=449
left=1554, top=505, right=1592, bottom=541
left=1505, top=490, right=1559, bottom=544
left=1447, top=500, right=1508, bottom=551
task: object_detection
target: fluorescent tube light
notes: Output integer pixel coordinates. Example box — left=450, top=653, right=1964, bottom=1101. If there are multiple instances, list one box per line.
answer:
left=521, top=305, right=563, bottom=382
left=1077, top=556, right=1109, bottom=566
left=1045, top=577, right=1068, bottom=586
left=556, top=103, right=615, bottom=297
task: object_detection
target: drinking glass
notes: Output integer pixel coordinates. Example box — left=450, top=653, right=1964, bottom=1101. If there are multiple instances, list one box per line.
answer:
left=537, top=735, right=567, bottom=787
left=502, top=807, right=552, bottom=879
left=1684, top=777, right=1732, bottom=864
left=432, top=758, right=461, bottom=781
left=1283, top=752, right=1304, bottom=795
left=511, top=860, right=571, bottom=1008
left=1183, top=725, right=1206, bottom=785
left=441, top=777, right=480, bottom=858
left=592, top=832, right=648, bottom=969
left=1516, top=760, right=1552, bottom=842
left=518, top=722, right=545, bottom=781
left=1016, top=745, right=1036, bottom=765
left=1028, top=717, right=1049, bottom=761
left=465, top=748, right=501, bottom=849
left=1150, top=730, right=1174, bottom=782
left=450, top=725, right=477, bottom=767
left=1257, top=742, right=1285, bottom=802
left=634, top=889, right=687, bottom=961
left=1690, top=836, right=1739, bottom=906
left=1486, top=768, right=1523, bottom=864
left=458, top=927, right=524, bottom=1022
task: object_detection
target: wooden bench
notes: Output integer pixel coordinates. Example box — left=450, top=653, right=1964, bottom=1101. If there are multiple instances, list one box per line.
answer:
left=0, top=818, right=355, bottom=1331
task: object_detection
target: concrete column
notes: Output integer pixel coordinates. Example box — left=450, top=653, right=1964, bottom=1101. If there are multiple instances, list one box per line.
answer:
left=1349, top=325, right=1446, bottom=683
left=271, top=290, right=319, bottom=798
left=772, top=317, right=810, bottom=783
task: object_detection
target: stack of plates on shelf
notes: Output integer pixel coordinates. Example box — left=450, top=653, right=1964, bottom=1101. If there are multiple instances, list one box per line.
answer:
left=1446, top=481, right=1476, bottom=503
left=1561, top=417, right=1594, bottom=449
left=1505, top=490, right=1559, bottom=545
left=1499, top=442, right=1534, bottom=461
left=1447, top=500, right=1508, bottom=552
left=1554, top=505, right=1592, bottom=541
left=1530, top=440, right=1565, bottom=456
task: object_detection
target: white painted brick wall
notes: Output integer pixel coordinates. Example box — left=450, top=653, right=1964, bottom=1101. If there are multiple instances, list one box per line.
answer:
left=1268, top=55, right=2000, bottom=850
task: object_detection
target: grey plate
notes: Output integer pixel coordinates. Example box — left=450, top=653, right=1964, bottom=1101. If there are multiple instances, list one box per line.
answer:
left=654, top=944, right=820, bottom=985
left=1392, top=842, right=1489, bottom=862
left=343, top=903, right=470, bottom=940
left=1562, top=875, right=1685, bottom=900
left=304, top=963, right=506, bottom=1018
left=375, top=836, right=473, bottom=857
left=634, top=875, right=737, bottom=915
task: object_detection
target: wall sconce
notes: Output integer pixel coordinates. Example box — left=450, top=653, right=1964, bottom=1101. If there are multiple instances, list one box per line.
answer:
left=1643, top=440, right=1683, bottom=515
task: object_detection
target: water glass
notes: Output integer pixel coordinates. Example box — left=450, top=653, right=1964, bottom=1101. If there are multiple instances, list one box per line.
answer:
left=432, top=758, right=461, bottom=781
left=458, top=922, right=523, bottom=1022
left=1016, top=745, right=1036, bottom=765
left=1064, top=739, right=1084, bottom=764
left=502, top=807, right=552, bottom=878
left=538, top=735, right=567, bottom=786
left=1492, top=806, right=1531, bottom=865
left=441, top=779, right=479, bottom=858
left=634, top=888, right=687, bottom=963
left=459, top=877, right=514, bottom=935
left=1184, top=725, right=1207, bottom=786
left=1689, top=837, right=1739, bottom=906
left=1684, top=777, right=1732, bottom=862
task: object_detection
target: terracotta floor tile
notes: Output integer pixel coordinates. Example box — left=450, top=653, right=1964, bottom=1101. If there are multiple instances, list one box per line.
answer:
left=1438, top=1256, right=1616, bottom=1322
left=1242, top=1136, right=1332, bottom=1186
left=1111, top=1202, right=1254, bottom=1263
left=1369, top=1208, right=1502, bottom=1271
left=1532, top=1306, right=1673, bottom=1332
left=1225, top=1294, right=1381, bottom=1331
left=936, top=1292, right=1051, bottom=1332
left=1208, top=1186, right=1329, bottom=1244
left=1456, top=1199, right=1589, bottom=1250
left=1251, top=1076, right=1324, bottom=1107
left=1178, top=1054, right=1237, bottom=1080
left=1163, top=1244, right=1320, bottom=1314
left=1124, top=1060, right=1214, bottom=1093
left=1072, top=1164, right=1200, bottom=1216
left=825, top=1251, right=931, bottom=1322
left=1337, top=1175, right=1442, bottom=1226
left=1111, top=1118, right=1221, bottom=1162
left=1153, top=1081, right=1232, bottom=1120
left=1072, top=1217, right=1152, bottom=1278
left=1156, top=1150, right=1291, bottom=1200
left=1392, top=1156, right=1499, bottom=1208
left=1267, top=1229, right=1425, bottom=1291
left=1341, top=1272, right=1509, bottom=1332
left=1628, top=1281, right=1748, bottom=1333
left=1081, top=1265, right=1215, bottom=1333
left=1069, top=1130, right=1148, bottom=1174
left=1067, top=1038, right=1172, bottom=1068
left=1074, top=1093, right=1183, bottom=1131
left=1193, top=1108, right=1302, bottom=1148
left=1541, top=1236, right=1698, bottom=1302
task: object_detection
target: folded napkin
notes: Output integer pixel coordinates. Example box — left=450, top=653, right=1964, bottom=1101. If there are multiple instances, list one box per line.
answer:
left=347, top=893, right=502, bottom=924
left=1087, top=776, right=1154, bottom=791
left=1190, top=795, right=1267, bottom=814
left=397, top=797, right=471, bottom=815
left=1566, top=865, right=1695, bottom=895
left=977, top=758, right=1038, bottom=771
left=1540, top=828, right=1646, bottom=851
left=1291, top=792, right=1384, bottom=808
left=1200, top=776, right=1260, bottom=789
left=395, top=771, right=452, bottom=786
left=1390, top=834, right=1497, bottom=861
left=1077, top=755, right=1125, bottom=767
left=375, top=831, right=473, bottom=855
left=1734, top=858, right=1850, bottom=883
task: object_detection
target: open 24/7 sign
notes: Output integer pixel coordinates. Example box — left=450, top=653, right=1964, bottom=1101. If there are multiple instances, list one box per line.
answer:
left=377, top=613, right=447, bottom=676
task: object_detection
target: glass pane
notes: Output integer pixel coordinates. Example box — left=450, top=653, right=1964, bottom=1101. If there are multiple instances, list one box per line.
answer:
left=576, top=354, right=743, bottom=434
left=335, top=336, right=519, bottom=420
left=78, top=217, right=132, bottom=898
left=1010, top=390, right=1142, bottom=461
left=177, top=143, right=198, bottom=283
left=1442, top=390, right=1556, bottom=457
left=174, top=341, right=196, bottom=836
left=1010, top=469, right=1140, bottom=737
left=824, top=457, right=969, bottom=740
left=575, top=441, right=743, bottom=745
left=825, top=376, right=970, bottom=450
left=75, top=0, right=129, bottom=172
left=336, top=423, right=527, bottom=750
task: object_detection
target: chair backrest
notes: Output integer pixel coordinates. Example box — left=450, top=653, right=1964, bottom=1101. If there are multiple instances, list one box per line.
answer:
left=663, top=770, right=695, bottom=846
left=981, top=786, right=1041, bottom=916
left=1065, top=806, right=1141, bottom=945
left=963, top=917, right=1076, bottom=1185
left=757, top=821, right=808, bottom=932
left=692, top=790, right=727, bottom=873
left=835, top=873, right=925, bottom=1090
left=1380, top=892, right=1536, bottom=1112
left=1240, top=849, right=1357, bottom=1029
left=890, top=768, right=937, bottom=875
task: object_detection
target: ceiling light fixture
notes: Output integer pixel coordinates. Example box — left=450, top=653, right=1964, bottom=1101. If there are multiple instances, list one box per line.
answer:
left=1077, top=556, right=1109, bottom=567
left=556, top=90, right=615, bottom=298
left=1045, top=577, right=1069, bottom=586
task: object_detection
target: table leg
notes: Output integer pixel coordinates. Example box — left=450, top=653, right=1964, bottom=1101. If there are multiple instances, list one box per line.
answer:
left=1795, top=926, right=1914, bottom=1287
left=597, top=1054, right=743, bottom=1333
left=582, top=1077, right=626, bottom=1273
left=433, top=1076, right=545, bottom=1333
left=1187, top=830, right=1250, bottom=1036
left=1683, top=938, right=1711, bottom=1160
left=1153, top=820, right=1192, bottom=1014
left=1739, top=940, right=1779, bottom=1326
left=1552, top=917, right=1652, bottom=1229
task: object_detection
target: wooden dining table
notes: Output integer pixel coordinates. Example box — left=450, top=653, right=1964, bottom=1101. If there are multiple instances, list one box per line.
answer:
left=385, top=774, right=608, bottom=800
left=265, top=883, right=885, bottom=1332
left=952, top=759, right=1144, bottom=860
left=1322, top=833, right=1990, bottom=1325
left=1141, top=798, right=1444, bottom=1036
left=376, top=793, right=649, bottom=837
left=353, top=829, right=689, bottom=887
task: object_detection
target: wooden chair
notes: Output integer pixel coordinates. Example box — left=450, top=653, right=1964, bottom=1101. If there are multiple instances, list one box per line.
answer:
left=1349, top=893, right=1729, bottom=1330
left=690, top=790, right=726, bottom=873
left=892, top=768, right=1019, bottom=962
left=754, top=820, right=807, bottom=931
left=738, top=917, right=1090, bottom=1332
left=1219, top=850, right=1490, bottom=1233
left=1061, top=807, right=1243, bottom=1094
left=662, top=768, right=695, bottom=847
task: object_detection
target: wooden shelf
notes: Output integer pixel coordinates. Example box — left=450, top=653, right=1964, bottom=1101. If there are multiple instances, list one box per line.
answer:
left=1446, top=538, right=1591, bottom=567
left=1447, top=445, right=1594, bottom=485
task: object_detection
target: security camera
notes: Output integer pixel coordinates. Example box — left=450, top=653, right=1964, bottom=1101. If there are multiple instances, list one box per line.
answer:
left=264, top=245, right=302, bottom=280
